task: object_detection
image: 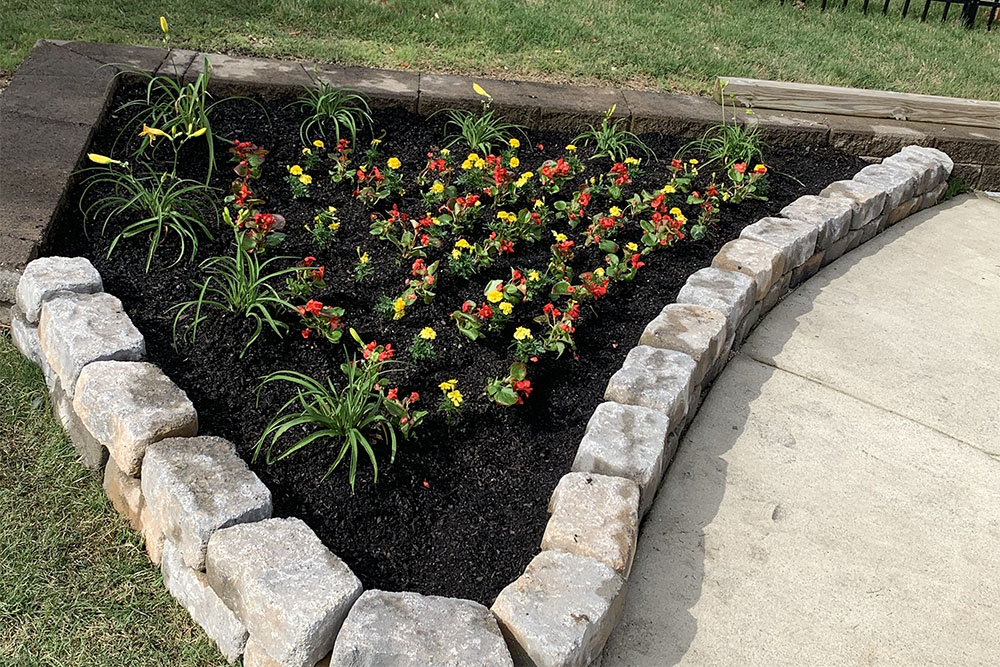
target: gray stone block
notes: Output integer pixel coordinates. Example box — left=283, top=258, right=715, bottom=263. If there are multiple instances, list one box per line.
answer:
left=819, top=179, right=887, bottom=230
left=739, top=216, right=818, bottom=274
left=73, top=361, right=198, bottom=476
left=638, top=303, right=727, bottom=387
left=140, top=502, right=166, bottom=566
left=760, top=271, right=791, bottom=315
left=572, top=402, right=669, bottom=518
left=674, top=267, right=755, bottom=338
left=790, top=250, right=826, bottom=288
left=884, top=145, right=954, bottom=191
left=330, top=590, right=513, bottom=667
left=604, top=346, right=696, bottom=430
left=779, top=195, right=853, bottom=250
left=15, top=256, right=102, bottom=323
left=733, top=301, right=763, bottom=348
left=161, top=540, right=248, bottom=663
left=38, top=292, right=145, bottom=398
left=491, top=550, right=626, bottom=667
left=50, top=377, right=107, bottom=471
left=10, top=305, right=41, bottom=365
left=542, top=473, right=640, bottom=577
left=886, top=196, right=921, bottom=226
left=853, top=162, right=919, bottom=210
left=711, top=238, right=786, bottom=300
left=846, top=217, right=882, bottom=252
left=103, top=456, right=144, bottom=531
left=206, top=518, right=363, bottom=667
left=141, top=436, right=271, bottom=570
left=920, top=181, right=947, bottom=210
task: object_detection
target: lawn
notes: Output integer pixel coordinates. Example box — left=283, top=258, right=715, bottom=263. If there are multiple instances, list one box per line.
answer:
left=0, top=333, right=224, bottom=666
left=2, top=0, right=1000, bottom=100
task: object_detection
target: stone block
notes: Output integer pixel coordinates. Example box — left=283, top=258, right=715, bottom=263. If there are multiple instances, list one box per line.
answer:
left=624, top=90, right=729, bottom=137
left=206, top=518, right=363, bottom=667
left=308, top=62, right=420, bottom=111
left=886, top=196, right=921, bottom=226
left=572, top=402, right=669, bottom=518
left=10, top=306, right=41, bottom=365
left=980, top=165, right=1000, bottom=190
left=186, top=52, right=313, bottom=97
left=15, top=256, right=102, bottom=323
left=745, top=109, right=830, bottom=146
left=638, top=303, right=727, bottom=387
left=491, top=550, right=626, bottom=667
left=417, top=72, right=545, bottom=126
left=536, top=86, right=629, bottom=132
left=853, top=162, right=919, bottom=210
left=141, top=436, right=271, bottom=571
left=330, top=590, right=513, bottom=667
left=846, top=217, right=882, bottom=252
left=950, top=163, right=982, bottom=189
left=711, top=238, right=785, bottom=300
left=779, top=195, right=852, bottom=250
left=733, top=301, right=763, bottom=348
left=674, top=267, right=755, bottom=338
left=604, top=346, right=696, bottom=430
left=760, top=271, right=791, bottom=315
left=161, top=540, right=249, bottom=663
left=883, top=145, right=954, bottom=191
left=819, top=179, right=887, bottom=230
left=73, top=361, right=197, bottom=476
left=790, top=250, right=826, bottom=288
left=826, top=116, right=929, bottom=157
left=542, top=473, right=640, bottom=577
left=38, top=292, right=145, bottom=398
left=822, top=234, right=851, bottom=268
left=140, top=503, right=166, bottom=566
left=103, top=456, right=144, bottom=531
left=739, top=216, right=818, bottom=272
left=920, top=181, right=947, bottom=210
left=50, top=377, right=107, bottom=471
left=59, top=40, right=169, bottom=74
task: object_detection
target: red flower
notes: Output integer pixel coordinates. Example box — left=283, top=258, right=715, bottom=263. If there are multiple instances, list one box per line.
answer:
left=387, top=388, right=398, bottom=400
left=500, top=240, right=514, bottom=253
left=379, top=344, right=395, bottom=361
left=753, top=164, right=768, bottom=175
left=733, top=162, right=747, bottom=174
left=706, top=185, right=718, bottom=197
left=303, top=299, right=323, bottom=316
left=409, top=391, right=420, bottom=403
left=303, top=256, right=316, bottom=266
left=630, top=253, right=645, bottom=269
left=301, top=328, right=311, bottom=338
left=671, top=158, right=683, bottom=170
left=412, top=258, right=426, bottom=274
left=311, top=266, right=325, bottom=280
left=536, top=143, right=545, bottom=150
left=364, top=341, right=378, bottom=359
left=543, top=303, right=555, bottom=315
left=477, top=304, right=494, bottom=319
left=461, top=300, right=475, bottom=314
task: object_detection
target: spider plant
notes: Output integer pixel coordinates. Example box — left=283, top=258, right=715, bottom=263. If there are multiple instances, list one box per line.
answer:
left=439, top=106, right=524, bottom=155
left=683, top=86, right=766, bottom=166
left=573, top=105, right=653, bottom=162
left=293, top=79, right=372, bottom=146
left=255, top=342, right=423, bottom=491
left=79, top=160, right=216, bottom=272
left=171, top=237, right=299, bottom=356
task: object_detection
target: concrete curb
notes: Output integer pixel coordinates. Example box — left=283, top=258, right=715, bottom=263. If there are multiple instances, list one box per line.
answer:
left=0, top=39, right=959, bottom=666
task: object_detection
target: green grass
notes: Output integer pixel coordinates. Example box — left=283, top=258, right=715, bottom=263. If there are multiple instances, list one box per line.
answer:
left=0, top=332, right=223, bottom=666
left=2, top=0, right=1000, bottom=100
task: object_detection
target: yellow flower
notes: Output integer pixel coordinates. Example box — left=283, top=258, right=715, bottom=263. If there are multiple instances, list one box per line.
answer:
left=447, top=389, right=463, bottom=407
left=554, top=232, right=568, bottom=243
left=689, top=158, right=699, bottom=165
left=662, top=184, right=676, bottom=194
left=87, top=153, right=120, bottom=165
left=533, top=198, right=544, bottom=209
left=625, top=156, right=640, bottom=165
left=626, top=242, right=639, bottom=252
left=302, top=147, right=312, bottom=155
left=595, top=267, right=605, bottom=277
left=431, top=182, right=444, bottom=194
left=499, top=302, right=514, bottom=315
left=522, top=171, right=534, bottom=180
left=528, top=270, right=540, bottom=281
left=159, top=16, right=169, bottom=34
left=467, top=153, right=479, bottom=162
left=473, top=82, right=490, bottom=98
left=188, top=127, right=207, bottom=138
left=474, top=158, right=486, bottom=169
left=393, top=298, right=406, bottom=316
left=289, top=165, right=303, bottom=176
left=299, top=174, right=313, bottom=185
left=509, top=138, right=520, bottom=148
left=439, top=379, right=458, bottom=392
left=455, top=238, right=472, bottom=249
left=440, top=148, right=450, bottom=155
left=138, top=124, right=169, bottom=143
left=669, top=207, right=683, bottom=216
left=513, top=326, right=533, bottom=341
left=486, top=289, right=503, bottom=303
left=371, top=138, right=382, bottom=146
left=451, top=248, right=462, bottom=260
left=313, top=139, right=325, bottom=148
left=328, top=221, right=340, bottom=231
left=387, top=157, right=401, bottom=169
left=461, top=159, right=474, bottom=170
left=609, top=206, right=622, bottom=217
left=419, top=327, right=437, bottom=340
left=359, top=252, right=370, bottom=264
left=565, top=144, right=577, bottom=152
left=509, top=156, right=520, bottom=168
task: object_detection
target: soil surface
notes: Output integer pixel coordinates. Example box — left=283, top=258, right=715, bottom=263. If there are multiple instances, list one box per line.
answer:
left=46, top=83, right=866, bottom=604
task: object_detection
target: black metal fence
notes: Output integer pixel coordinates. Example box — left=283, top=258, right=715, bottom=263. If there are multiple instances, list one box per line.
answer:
left=778, top=0, right=1000, bottom=29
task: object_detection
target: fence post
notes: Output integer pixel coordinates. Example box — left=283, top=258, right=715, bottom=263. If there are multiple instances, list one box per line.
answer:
left=962, top=0, right=978, bottom=26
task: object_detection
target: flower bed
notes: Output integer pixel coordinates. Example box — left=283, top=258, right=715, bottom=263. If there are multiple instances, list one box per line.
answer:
left=45, top=76, right=866, bottom=605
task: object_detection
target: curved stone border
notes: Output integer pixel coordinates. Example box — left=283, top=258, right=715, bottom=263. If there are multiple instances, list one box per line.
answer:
left=0, top=39, right=956, bottom=666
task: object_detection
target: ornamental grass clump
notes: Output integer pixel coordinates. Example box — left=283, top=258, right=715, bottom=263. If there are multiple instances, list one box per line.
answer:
left=294, top=79, right=372, bottom=147
left=438, top=84, right=525, bottom=155
left=255, top=331, right=425, bottom=491
left=573, top=106, right=653, bottom=162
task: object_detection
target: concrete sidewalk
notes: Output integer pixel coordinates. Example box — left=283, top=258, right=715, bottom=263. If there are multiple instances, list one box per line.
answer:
left=603, top=194, right=1000, bottom=666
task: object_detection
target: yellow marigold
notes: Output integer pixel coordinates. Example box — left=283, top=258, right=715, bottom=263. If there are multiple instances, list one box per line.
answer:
left=461, top=159, right=474, bottom=170
left=474, top=158, right=486, bottom=169
left=439, top=379, right=457, bottom=392
left=499, top=301, right=513, bottom=315
left=565, top=144, right=577, bottom=152
left=313, top=139, right=325, bottom=148
left=522, top=171, right=534, bottom=180
left=419, top=327, right=437, bottom=340
left=527, top=270, right=540, bottom=281
left=595, top=267, right=605, bottom=277
left=447, top=389, right=463, bottom=407
left=509, top=156, right=520, bottom=168
left=440, top=148, right=451, bottom=155
left=626, top=242, right=639, bottom=252
left=431, top=182, right=444, bottom=193
left=662, top=184, right=676, bottom=194
left=302, top=147, right=312, bottom=155
left=289, top=165, right=303, bottom=176
left=554, top=232, right=568, bottom=243
left=513, top=326, right=533, bottom=341
left=299, top=174, right=313, bottom=185
left=625, top=156, right=640, bottom=165
left=328, top=221, right=340, bottom=231
left=451, top=248, right=462, bottom=260
left=455, top=238, right=472, bottom=249
left=387, top=157, right=401, bottom=169
left=609, top=206, right=622, bottom=217
left=509, top=138, right=520, bottom=148
left=486, top=289, right=503, bottom=304
left=669, top=207, right=683, bottom=216
left=689, top=158, right=699, bottom=165
left=496, top=210, right=509, bottom=221
left=393, top=298, right=406, bottom=317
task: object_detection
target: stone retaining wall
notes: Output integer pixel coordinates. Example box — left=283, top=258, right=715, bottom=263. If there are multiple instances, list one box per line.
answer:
left=6, top=145, right=953, bottom=666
